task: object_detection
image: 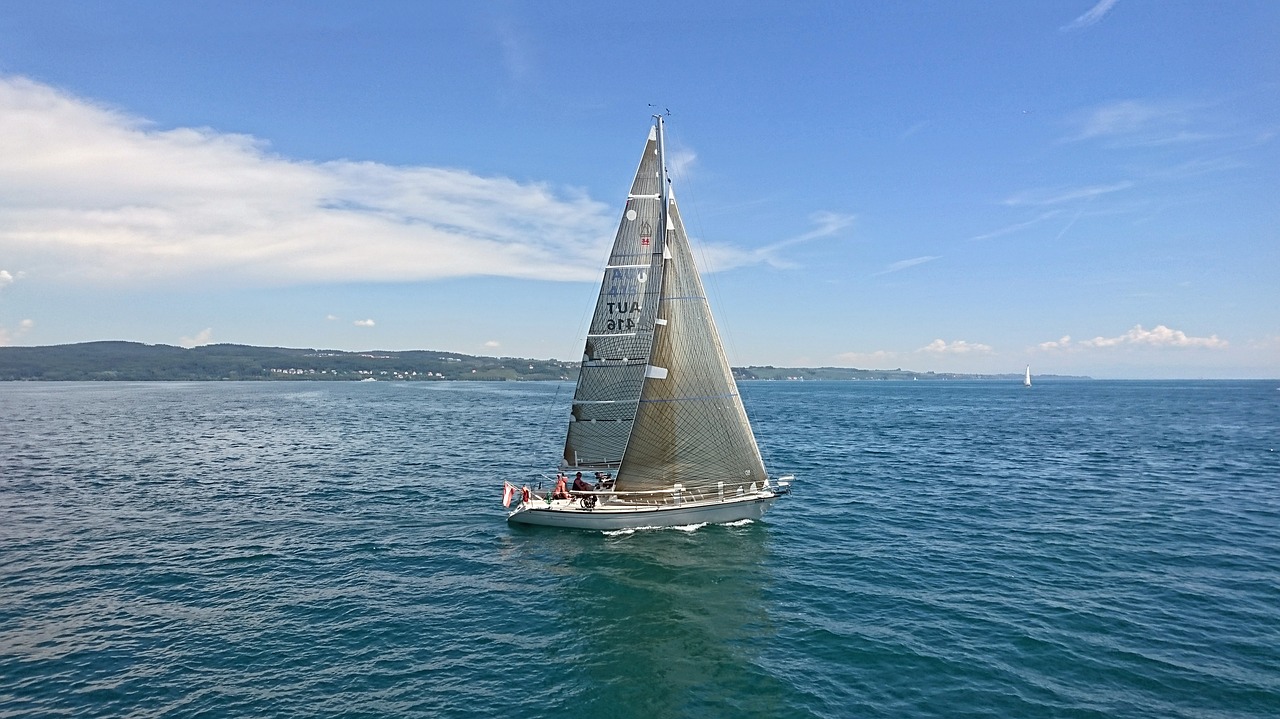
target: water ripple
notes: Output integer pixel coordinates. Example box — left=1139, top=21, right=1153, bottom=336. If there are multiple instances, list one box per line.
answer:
left=1, top=380, right=1278, bottom=718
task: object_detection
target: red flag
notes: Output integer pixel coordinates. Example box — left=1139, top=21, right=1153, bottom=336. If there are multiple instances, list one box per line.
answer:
left=502, top=482, right=514, bottom=507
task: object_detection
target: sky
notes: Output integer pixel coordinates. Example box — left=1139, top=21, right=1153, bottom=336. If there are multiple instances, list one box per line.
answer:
left=0, top=1, right=1277, bottom=379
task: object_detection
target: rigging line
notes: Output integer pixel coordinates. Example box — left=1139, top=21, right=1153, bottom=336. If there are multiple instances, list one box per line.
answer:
left=536, top=380, right=566, bottom=466
left=540, top=272, right=600, bottom=467
left=664, top=121, right=746, bottom=374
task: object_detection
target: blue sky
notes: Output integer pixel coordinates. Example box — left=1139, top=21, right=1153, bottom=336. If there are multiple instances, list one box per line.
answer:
left=0, top=1, right=1276, bottom=378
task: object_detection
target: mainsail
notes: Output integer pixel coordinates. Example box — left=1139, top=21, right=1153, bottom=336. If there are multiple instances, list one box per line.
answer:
left=561, top=117, right=767, bottom=495
left=561, top=126, right=667, bottom=470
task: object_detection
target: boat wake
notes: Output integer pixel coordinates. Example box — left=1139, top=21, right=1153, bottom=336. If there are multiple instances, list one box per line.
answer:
left=601, top=518, right=756, bottom=537
left=602, top=522, right=709, bottom=537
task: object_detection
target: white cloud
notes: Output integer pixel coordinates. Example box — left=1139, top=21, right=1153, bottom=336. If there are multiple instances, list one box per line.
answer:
left=0, top=75, right=617, bottom=287
left=0, top=270, right=13, bottom=289
left=919, top=339, right=993, bottom=354
left=0, top=76, right=821, bottom=291
left=179, top=327, right=213, bottom=348
left=1038, top=325, right=1227, bottom=351
left=353, top=319, right=375, bottom=327
left=1081, top=324, right=1226, bottom=349
left=876, top=255, right=940, bottom=276
left=0, top=318, right=35, bottom=346
left=1061, top=0, right=1120, bottom=32
left=1038, top=335, right=1072, bottom=351
left=326, top=314, right=339, bottom=321
left=0, top=77, right=829, bottom=292
left=484, top=340, right=501, bottom=348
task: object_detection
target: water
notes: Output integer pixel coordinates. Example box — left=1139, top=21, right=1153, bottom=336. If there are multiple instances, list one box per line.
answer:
left=2, top=380, right=1278, bottom=718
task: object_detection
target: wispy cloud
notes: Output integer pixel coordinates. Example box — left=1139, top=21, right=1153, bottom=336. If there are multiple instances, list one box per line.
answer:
left=919, top=339, right=993, bottom=355
left=0, top=75, right=617, bottom=288
left=1061, top=0, right=1120, bottom=32
left=179, top=327, right=213, bottom=348
left=484, top=340, right=501, bottom=348
left=1003, top=182, right=1133, bottom=207
left=0, top=269, right=21, bottom=289
left=875, top=255, right=940, bottom=276
left=835, top=349, right=898, bottom=367
left=667, top=147, right=697, bottom=178
left=970, top=211, right=1062, bottom=241
left=1054, top=208, right=1086, bottom=241
left=353, top=319, right=376, bottom=328
left=900, top=120, right=930, bottom=139
left=1137, top=155, right=1249, bottom=182
left=697, top=211, right=854, bottom=272
left=1037, top=324, right=1227, bottom=351
left=493, top=16, right=535, bottom=85
left=1061, top=99, right=1209, bottom=146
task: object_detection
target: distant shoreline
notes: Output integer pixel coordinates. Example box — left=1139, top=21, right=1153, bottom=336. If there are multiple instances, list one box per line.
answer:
left=0, top=340, right=1101, bottom=382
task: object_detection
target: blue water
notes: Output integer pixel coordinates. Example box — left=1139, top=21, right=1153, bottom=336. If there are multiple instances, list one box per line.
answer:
left=2, top=380, right=1278, bottom=718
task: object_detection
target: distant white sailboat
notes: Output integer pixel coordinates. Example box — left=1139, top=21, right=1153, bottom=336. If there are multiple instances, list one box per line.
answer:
left=503, top=115, right=792, bottom=530
left=1024, top=366, right=1032, bottom=387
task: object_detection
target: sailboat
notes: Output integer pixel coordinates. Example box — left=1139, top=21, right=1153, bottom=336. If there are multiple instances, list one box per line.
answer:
left=1024, top=366, right=1032, bottom=387
left=505, top=116, right=792, bottom=530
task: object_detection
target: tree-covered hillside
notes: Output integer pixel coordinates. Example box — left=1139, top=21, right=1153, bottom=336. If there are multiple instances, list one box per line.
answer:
left=0, top=342, right=578, bottom=381
left=0, top=342, right=1089, bottom=382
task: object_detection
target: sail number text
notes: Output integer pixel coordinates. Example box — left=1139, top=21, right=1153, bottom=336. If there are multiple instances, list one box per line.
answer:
left=604, top=300, right=641, bottom=331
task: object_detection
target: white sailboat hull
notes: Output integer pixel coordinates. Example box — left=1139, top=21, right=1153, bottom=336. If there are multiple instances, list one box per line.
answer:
left=507, top=491, right=779, bottom=530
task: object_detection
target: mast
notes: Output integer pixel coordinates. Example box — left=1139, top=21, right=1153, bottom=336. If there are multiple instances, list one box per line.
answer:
left=655, top=114, right=670, bottom=252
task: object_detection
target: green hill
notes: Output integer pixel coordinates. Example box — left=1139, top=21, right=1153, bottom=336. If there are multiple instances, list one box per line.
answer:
left=0, top=342, right=1089, bottom=382
left=0, top=342, right=577, bottom=381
